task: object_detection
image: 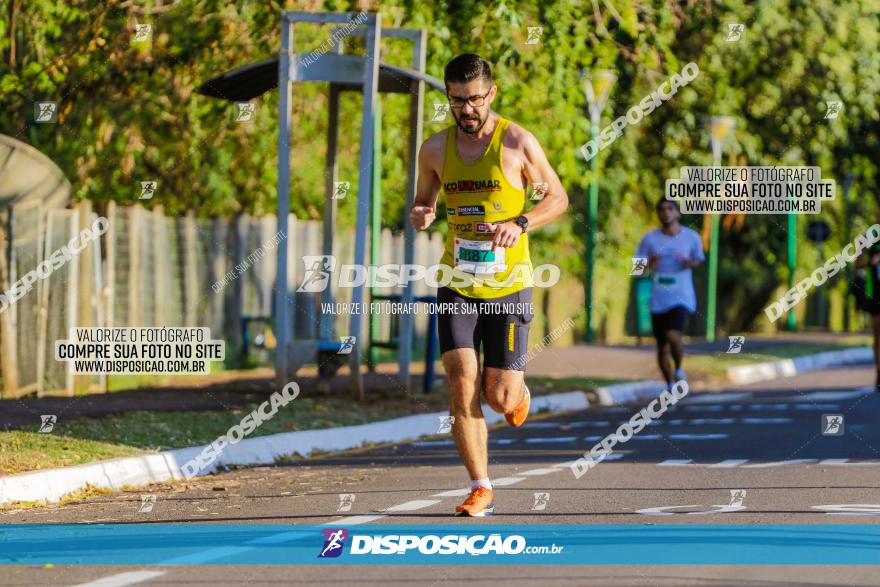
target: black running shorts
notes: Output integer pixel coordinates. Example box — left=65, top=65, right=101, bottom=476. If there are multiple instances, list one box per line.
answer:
left=651, top=305, right=689, bottom=345
left=437, top=287, right=534, bottom=371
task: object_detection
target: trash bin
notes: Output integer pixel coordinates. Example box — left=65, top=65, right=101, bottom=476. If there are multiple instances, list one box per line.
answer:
left=635, top=277, right=653, bottom=340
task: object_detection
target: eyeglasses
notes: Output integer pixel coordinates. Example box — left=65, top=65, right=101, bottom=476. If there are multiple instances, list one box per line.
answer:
left=447, top=89, right=492, bottom=109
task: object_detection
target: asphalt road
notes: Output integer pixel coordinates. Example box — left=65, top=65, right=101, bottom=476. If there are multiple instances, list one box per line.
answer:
left=2, top=364, right=879, bottom=586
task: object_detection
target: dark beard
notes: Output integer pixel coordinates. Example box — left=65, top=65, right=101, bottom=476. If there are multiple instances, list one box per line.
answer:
left=456, top=113, right=486, bottom=134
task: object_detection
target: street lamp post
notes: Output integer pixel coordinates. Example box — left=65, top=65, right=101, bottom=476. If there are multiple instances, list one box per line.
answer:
left=582, top=70, right=616, bottom=343
left=705, top=116, right=736, bottom=342
left=842, top=172, right=855, bottom=331
left=786, top=202, right=797, bottom=331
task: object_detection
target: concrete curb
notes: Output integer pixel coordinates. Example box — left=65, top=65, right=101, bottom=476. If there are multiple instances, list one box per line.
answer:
left=594, top=380, right=668, bottom=406
left=726, top=346, right=873, bottom=385
left=0, top=391, right=588, bottom=506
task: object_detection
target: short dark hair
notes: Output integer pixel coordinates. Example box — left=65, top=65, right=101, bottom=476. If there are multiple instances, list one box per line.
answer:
left=656, top=198, right=680, bottom=212
left=444, top=54, right=493, bottom=86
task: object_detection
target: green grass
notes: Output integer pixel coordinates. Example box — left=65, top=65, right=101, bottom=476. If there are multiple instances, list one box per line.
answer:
left=0, top=394, right=442, bottom=476
left=0, top=431, right=142, bottom=476
left=526, top=375, right=627, bottom=393
left=686, top=339, right=870, bottom=378
left=103, top=360, right=230, bottom=393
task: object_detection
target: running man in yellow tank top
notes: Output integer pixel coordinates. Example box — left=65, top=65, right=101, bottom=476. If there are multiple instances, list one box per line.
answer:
left=410, top=54, right=569, bottom=516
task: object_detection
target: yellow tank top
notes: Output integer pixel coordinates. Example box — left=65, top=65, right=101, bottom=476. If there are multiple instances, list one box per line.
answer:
left=440, top=117, right=532, bottom=299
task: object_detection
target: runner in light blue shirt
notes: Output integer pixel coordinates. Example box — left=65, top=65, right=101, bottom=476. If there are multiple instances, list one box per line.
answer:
left=635, top=199, right=704, bottom=389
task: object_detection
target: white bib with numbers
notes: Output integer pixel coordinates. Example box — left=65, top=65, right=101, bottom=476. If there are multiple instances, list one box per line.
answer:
left=453, top=238, right=507, bottom=274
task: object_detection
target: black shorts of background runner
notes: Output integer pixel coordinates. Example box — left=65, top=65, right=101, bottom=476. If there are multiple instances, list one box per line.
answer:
left=437, top=287, right=533, bottom=370
left=861, top=296, right=880, bottom=316
left=651, top=305, right=689, bottom=345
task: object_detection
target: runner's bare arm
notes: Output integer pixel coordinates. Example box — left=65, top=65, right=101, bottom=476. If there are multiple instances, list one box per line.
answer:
left=519, top=131, right=568, bottom=230
left=488, top=127, right=569, bottom=249
left=410, top=134, right=444, bottom=230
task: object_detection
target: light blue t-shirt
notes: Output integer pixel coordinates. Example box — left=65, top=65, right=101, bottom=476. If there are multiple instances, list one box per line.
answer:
left=635, top=226, right=705, bottom=314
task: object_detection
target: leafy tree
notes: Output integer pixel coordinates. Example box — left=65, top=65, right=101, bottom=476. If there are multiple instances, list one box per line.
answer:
left=2, top=0, right=877, bottom=336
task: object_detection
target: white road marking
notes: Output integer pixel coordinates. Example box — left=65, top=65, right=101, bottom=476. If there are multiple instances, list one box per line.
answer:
left=813, top=504, right=880, bottom=515
left=658, top=459, right=693, bottom=466
left=801, top=390, right=869, bottom=401
left=668, top=433, right=729, bottom=440
left=689, top=418, right=737, bottom=425
left=494, top=438, right=516, bottom=445
left=70, top=572, right=166, bottom=587
left=635, top=504, right=746, bottom=515
left=161, top=546, right=254, bottom=564
left=741, top=418, right=793, bottom=424
left=574, top=421, right=612, bottom=427
left=384, top=499, right=441, bottom=512
left=523, top=422, right=563, bottom=429
left=794, top=403, right=840, bottom=411
left=525, top=436, right=577, bottom=444
left=684, top=393, right=750, bottom=404
left=636, top=504, right=700, bottom=515
left=519, top=468, right=558, bottom=476
left=432, top=474, right=539, bottom=499
left=586, top=433, right=660, bottom=441
left=818, top=459, right=880, bottom=466
left=706, top=459, right=749, bottom=468
left=412, top=440, right=455, bottom=447
left=552, top=460, right=581, bottom=469
left=741, top=459, right=817, bottom=468
left=748, top=404, right=789, bottom=411
left=433, top=488, right=471, bottom=497
left=688, top=504, right=747, bottom=515
left=330, top=515, right=386, bottom=525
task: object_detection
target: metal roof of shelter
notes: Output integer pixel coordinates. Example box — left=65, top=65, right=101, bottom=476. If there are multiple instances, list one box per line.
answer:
left=195, top=53, right=444, bottom=101
left=0, top=134, right=71, bottom=211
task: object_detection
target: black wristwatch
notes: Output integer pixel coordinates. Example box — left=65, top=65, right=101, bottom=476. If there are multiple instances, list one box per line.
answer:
left=514, top=215, right=529, bottom=234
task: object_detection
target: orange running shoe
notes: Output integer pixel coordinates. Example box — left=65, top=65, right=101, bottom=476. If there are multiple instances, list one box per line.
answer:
left=455, top=487, right=495, bottom=517
left=505, top=385, right=531, bottom=427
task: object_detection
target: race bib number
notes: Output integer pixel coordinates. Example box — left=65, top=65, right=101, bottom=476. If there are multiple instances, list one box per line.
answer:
left=454, top=238, right=506, bottom=274
left=654, top=273, right=678, bottom=286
